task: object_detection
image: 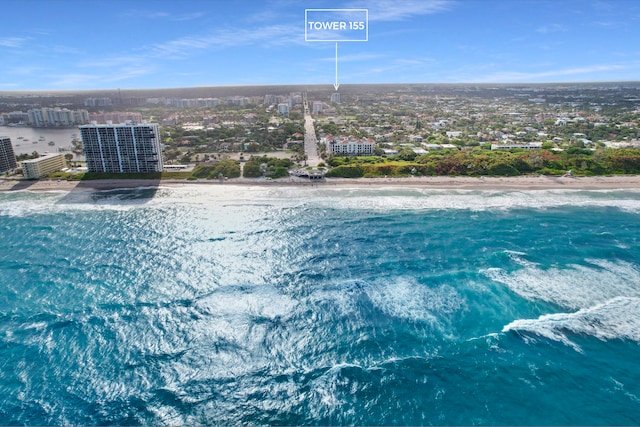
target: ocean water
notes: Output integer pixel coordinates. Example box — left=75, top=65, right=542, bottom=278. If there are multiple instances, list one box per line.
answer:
left=1, top=185, right=639, bottom=425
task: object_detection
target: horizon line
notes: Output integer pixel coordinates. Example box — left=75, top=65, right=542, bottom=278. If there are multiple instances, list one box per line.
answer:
left=1, top=80, right=640, bottom=95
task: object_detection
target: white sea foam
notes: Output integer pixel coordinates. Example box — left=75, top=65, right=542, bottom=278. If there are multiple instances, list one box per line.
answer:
left=310, top=277, right=465, bottom=333
left=248, top=187, right=640, bottom=213
left=503, top=250, right=539, bottom=268
left=483, top=259, right=640, bottom=310
left=3, top=186, right=640, bottom=216
left=503, top=297, right=640, bottom=350
left=195, top=284, right=298, bottom=320
left=368, top=278, right=464, bottom=323
left=0, top=191, right=141, bottom=216
left=490, top=258, right=640, bottom=350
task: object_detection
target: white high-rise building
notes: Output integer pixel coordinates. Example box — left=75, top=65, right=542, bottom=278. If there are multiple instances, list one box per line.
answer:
left=312, top=101, right=324, bottom=114
left=277, top=103, right=290, bottom=115
left=80, top=122, right=163, bottom=173
left=27, top=108, right=90, bottom=127
left=331, top=92, right=340, bottom=103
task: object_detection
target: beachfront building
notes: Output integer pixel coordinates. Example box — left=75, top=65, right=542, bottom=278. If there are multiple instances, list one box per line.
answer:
left=0, top=137, right=17, bottom=173
left=21, top=153, right=65, bottom=179
left=80, top=122, right=163, bottom=173
left=327, top=135, right=376, bottom=156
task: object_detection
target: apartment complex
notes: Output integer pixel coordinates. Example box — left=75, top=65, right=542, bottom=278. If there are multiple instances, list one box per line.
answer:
left=277, top=103, right=290, bottom=115
left=80, top=122, right=163, bottom=173
left=27, top=108, right=90, bottom=127
left=327, top=135, right=376, bottom=155
left=89, top=111, right=143, bottom=124
left=312, top=101, right=324, bottom=114
left=0, top=137, right=17, bottom=173
left=84, top=97, right=113, bottom=107
left=21, top=153, right=65, bottom=179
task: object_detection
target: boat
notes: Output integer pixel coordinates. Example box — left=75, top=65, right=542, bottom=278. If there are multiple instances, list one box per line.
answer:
left=17, top=136, right=23, bottom=139
left=48, top=141, right=55, bottom=146
left=39, top=136, right=45, bottom=141
left=33, top=140, right=38, bottom=144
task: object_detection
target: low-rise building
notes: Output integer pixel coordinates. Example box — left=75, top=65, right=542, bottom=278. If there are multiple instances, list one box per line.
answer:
left=21, top=153, right=66, bottom=179
left=491, top=142, right=542, bottom=150
left=328, top=135, right=376, bottom=155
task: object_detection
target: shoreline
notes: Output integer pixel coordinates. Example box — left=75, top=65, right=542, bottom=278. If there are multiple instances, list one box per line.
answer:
left=2, top=175, right=640, bottom=193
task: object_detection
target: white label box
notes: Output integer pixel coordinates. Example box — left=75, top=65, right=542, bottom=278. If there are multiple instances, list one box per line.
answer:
left=305, top=9, right=368, bottom=42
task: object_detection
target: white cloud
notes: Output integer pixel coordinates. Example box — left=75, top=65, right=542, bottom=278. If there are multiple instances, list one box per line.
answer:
left=77, top=55, right=144, bottom=68
left=348, top=0, right=453, bottom=21
left=52, top=45, right=84, bottom=55
left=47, top=65, right=154, bottom=89
left=474, top=64, right=628, bottom=83
left=172, top=12, right=206, bottom=21
left=536, top=24, right=567, bottom=34
left=48, top=73, right=103, bottom=88
left=148, top=24, right=301, bottom=58
left=47, top=56, right=155, bottom=88
left=0, top=37, right=30, bottom=48
left=592, top=21, right=624, bottom=29
left=7, top=66, right=44, bottom=76
left=319, top=53, right=384, bottom=62
left=122, top=10, right=205, bottom=22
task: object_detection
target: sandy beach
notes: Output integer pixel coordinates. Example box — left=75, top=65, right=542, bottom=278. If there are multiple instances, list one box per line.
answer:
left=2, top=175, right=640, bottom=192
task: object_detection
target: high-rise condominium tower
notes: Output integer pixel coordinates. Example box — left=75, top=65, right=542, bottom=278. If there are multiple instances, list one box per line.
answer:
left=80, top=122, right=163, bottom=173
left=0, top=137, right=17, bottom=173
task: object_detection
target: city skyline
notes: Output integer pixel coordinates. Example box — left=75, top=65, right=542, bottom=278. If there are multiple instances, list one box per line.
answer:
left=1, top=0, right=640, bottom=90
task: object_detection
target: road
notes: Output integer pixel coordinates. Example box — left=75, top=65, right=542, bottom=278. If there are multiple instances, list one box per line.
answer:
left=302, top=93, right=321, bottom=167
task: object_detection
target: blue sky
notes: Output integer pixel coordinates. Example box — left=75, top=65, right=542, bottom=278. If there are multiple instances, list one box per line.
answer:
left=1, top=0, right=639, bottom=90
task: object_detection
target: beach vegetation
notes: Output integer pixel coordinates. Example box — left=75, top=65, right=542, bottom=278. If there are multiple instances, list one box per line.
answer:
left=272, top=166, right=289, bottom=178
left=325, top=165, right=365, bottom=178
left=243, top=156, right=293, bottom=178
left=48, top=171, right=85, bottom=180
left=323, top=148, right=640, bottom=177
left=74, top=171, right=192, bottom=180
left=190, top=159, right=241, bottom=179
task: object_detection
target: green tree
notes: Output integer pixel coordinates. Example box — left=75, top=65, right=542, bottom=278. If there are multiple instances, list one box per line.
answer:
left=397, top=147, right=417, bottom=161
left=325, top=165, right=364, bottom=178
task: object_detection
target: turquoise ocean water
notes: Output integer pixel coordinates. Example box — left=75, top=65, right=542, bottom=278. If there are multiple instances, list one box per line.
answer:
left=1, top=185, right=639, bottom=425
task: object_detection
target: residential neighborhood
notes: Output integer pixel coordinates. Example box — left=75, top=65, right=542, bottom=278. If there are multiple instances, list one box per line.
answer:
left=1, top=82, right=640, bottom=179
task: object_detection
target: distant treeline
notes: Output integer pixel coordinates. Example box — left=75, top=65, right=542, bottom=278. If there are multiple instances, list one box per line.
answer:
left=325, top=148, right=640, bottom=178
